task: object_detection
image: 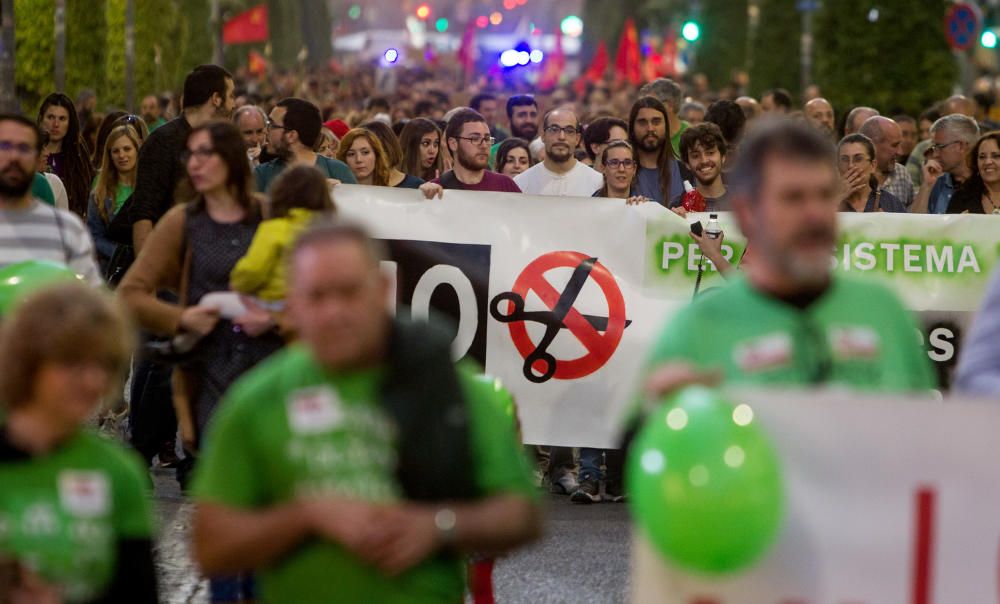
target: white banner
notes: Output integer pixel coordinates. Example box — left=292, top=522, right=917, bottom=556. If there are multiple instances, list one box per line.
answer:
left=333, top=185, right=1000, bottom=446
left=632, top=390, right=1000, bottom=604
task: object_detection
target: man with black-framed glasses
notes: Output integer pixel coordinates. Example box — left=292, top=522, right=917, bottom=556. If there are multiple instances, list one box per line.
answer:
left=513, top=108, right=603, bottom=197
left=255, top=98, right=355, bottom=193
left=420, top=108, right=520, bottom=197
left=912, top=114, right=979, bottom=214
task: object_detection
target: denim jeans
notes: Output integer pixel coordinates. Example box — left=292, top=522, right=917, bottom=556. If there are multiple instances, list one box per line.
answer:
left=578, top=448, right=624, bottom=483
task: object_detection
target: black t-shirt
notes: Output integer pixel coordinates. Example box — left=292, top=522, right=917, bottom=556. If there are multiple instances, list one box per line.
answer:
left=947, top=177, right=988, bottom=214
left=130, top=116, right=192, bottom=225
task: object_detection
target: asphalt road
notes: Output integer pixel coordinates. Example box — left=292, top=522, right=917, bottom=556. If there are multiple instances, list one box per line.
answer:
left=152, top=469, right=632, bottom=603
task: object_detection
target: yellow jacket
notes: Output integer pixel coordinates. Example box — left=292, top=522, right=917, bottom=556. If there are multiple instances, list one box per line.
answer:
left=230, top=208, right=316, bottom=301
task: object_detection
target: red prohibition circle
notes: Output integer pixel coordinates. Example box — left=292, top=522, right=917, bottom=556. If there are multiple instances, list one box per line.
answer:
left=505, top=251, right=627, bottom=380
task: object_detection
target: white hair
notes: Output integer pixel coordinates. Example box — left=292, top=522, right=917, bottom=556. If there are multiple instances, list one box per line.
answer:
left=930, top=114, right=980, bottom=144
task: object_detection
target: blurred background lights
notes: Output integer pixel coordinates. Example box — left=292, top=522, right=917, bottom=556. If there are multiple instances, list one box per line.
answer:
left=560, top=15, right=584, bottom=38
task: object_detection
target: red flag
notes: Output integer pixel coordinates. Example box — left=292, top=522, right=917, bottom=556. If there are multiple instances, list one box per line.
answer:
left=457, top=21, right=478, bottom=80
left=223, top=4, right=269, bottom=45
left=539, top=27, right=565, bottom=90
left=614, top=18, right=642, bottom=86
left=248, top=50, right=267, bottom=76
left=661, top=31, right=678, bottom=77
left=573, top=41, right=608, bottom=96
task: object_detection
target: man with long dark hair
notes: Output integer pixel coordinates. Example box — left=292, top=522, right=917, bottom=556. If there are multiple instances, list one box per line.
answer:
left=628, top=96, right=684, bottom=205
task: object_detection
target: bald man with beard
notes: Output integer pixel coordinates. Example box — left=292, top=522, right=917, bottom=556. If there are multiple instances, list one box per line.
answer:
left=859, top=116, right=914, bottom=208
left=804, top=98, right=835, bottom=140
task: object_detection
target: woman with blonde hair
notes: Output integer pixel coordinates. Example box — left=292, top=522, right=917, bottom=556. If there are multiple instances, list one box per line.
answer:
left=336, top=128, right=394, bottom=187
left=0, top=283, right=157, bottom=603
left=87, top=124, right=142, bottom=280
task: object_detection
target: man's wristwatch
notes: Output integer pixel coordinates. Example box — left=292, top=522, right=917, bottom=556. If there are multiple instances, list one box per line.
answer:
left=433, top=508, right=457, bottom=546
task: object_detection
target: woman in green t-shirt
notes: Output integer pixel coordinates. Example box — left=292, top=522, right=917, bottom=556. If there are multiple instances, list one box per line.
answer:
left=0, top=283, right=157, bottom=603
left=87, top=124, right=142, bottom=278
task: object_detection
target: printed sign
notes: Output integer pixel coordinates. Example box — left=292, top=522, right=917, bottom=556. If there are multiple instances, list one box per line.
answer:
left=334, top=185, right=1000, bottom=446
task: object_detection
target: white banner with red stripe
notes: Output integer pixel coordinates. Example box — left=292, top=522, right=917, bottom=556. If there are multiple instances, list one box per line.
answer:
left=632, top=389, right=1000, bottom=603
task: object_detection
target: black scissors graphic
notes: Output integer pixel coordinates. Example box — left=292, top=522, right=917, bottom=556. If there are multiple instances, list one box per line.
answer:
left=490, top=257, right=630, bottom=383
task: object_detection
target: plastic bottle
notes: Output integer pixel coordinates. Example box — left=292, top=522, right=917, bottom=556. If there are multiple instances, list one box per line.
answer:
left=706, top=213, right=722, bottom=239
left=681, top=180, right=706, bottom=212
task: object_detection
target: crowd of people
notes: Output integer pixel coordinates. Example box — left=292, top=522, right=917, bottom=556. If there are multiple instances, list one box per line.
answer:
left=2, top=57, right=1000, bottom=603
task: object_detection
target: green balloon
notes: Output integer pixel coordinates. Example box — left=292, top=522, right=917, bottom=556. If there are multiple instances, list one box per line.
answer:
left=471, top=373, right=517, bottom=421
left=626, top=386, right=784, bottom=574
left=0, top=260, right=82, bottom=316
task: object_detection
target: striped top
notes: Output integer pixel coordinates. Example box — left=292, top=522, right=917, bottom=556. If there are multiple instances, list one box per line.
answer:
left=0, top=199, right=102, bottom=285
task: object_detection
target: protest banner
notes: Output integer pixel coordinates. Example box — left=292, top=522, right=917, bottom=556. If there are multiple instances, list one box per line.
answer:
left=333, top=185, right=999, bottom=446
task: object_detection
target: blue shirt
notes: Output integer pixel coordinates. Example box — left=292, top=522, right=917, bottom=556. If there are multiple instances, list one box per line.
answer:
left=927, top=172, right=959, bottom=214
left=254, top=155, right=357, bottom=193
left=635, top=163, right=684, bottom=205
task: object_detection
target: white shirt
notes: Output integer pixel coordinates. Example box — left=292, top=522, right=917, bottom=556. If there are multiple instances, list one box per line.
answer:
left=514, top=160, right=604, bottom=197
left=44, top=172, right=69, bottom=211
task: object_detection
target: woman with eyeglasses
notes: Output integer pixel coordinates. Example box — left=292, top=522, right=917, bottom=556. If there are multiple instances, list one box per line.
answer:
left=37, top=93, right=94, bottom=218
left=838, top=134, right=906, bottom=213
left=87, top=124, right=142, bottom=281
left=399, top=118, right=444, bottom=181
left=495, top=137, right=532, bottom=179
left=0, top=283, right=157, bottom=604
left=119, top=120, right=286, bottom=600
left=594, top=140, right=648, bottom=205
left=120, top=120, right=285, bottom=466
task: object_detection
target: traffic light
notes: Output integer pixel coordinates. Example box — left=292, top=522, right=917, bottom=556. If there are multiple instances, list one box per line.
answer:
left=983, top=29, right=998, bottom=49
left=560, top=15, right=583, bottom=38
left=681, top=20, right=701, bottom=42
left=435, top=17, right=449, bottom=32
left=416, top=4, right=431, bottom=20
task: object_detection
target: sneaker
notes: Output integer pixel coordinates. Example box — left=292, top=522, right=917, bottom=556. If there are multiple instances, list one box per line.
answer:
left=570, top=478, right=601, bottom=503
left=156, top=440, right=180, bottom=469
left=548, top=471, right=579, bottom=495
left=604, top=481, right=626, bottom=503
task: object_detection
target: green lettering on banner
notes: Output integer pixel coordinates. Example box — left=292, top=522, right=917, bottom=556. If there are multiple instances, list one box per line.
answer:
left=835, top=236, right=985, bottom=277
left=644, top=212, right=1000, bottom=312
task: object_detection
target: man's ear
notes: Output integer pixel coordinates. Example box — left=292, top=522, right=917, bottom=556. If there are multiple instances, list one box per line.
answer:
left=447, top=137, right=458, bottom=154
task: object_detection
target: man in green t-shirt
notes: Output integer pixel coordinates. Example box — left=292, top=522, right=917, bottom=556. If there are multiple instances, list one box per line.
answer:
left=191, top=221, right=541, bottom=603
left=641, top=119, right=934, bottom=404
left=254, top=97, right=356, bottom=193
